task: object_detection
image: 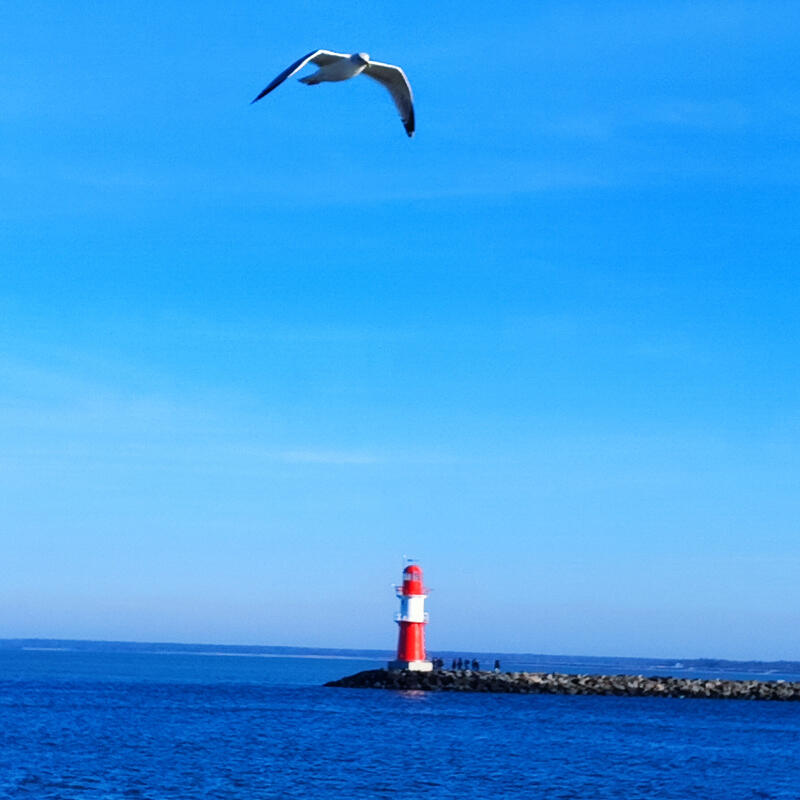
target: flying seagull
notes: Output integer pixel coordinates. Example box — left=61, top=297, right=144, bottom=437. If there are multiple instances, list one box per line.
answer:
left=251, top=50, right=415, bottom=137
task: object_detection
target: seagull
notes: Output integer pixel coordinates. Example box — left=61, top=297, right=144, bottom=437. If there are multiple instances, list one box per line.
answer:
left=251, top=50, right=415, bottom=137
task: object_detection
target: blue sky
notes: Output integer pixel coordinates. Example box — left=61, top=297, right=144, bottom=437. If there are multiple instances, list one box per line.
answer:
left=2, top=1, right=799, bottom=659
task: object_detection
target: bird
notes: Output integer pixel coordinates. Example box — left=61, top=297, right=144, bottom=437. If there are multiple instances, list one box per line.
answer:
left=251, top=50, right=415, bottom=137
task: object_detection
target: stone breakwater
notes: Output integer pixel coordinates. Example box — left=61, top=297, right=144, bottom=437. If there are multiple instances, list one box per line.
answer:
left=325, top=669, right=800, bottom=701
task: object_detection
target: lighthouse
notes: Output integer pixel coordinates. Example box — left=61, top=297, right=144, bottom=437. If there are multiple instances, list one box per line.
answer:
left=388, top=562, right=433, bottom=672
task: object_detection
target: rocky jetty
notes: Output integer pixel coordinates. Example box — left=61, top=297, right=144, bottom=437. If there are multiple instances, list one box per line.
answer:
left=325, top=669, right=800, bottom=701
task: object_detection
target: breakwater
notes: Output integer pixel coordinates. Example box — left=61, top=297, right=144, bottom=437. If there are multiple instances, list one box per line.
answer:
left=325, top=668, right=800, bottom=701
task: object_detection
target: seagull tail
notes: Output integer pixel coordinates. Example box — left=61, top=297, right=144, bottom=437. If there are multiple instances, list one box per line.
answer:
left=298, top=73, right=321, bottom=85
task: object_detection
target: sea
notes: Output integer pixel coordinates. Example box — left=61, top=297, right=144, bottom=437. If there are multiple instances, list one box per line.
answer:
left=2, top=642, right=800, bottom=799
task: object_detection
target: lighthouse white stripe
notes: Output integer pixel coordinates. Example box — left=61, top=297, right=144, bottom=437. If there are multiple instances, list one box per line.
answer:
left=398, top=595, right=427, bottom=622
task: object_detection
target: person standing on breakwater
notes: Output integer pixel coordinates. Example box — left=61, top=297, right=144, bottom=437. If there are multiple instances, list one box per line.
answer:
left=494, top=659, right=501, bottom=673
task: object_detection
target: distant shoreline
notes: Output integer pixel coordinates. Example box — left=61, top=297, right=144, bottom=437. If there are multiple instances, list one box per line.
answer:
left=2, top=638, right=800, bottom=677
left=0, top=638, right=393, bottom=660
left=18, top=647, right=384, bottom=661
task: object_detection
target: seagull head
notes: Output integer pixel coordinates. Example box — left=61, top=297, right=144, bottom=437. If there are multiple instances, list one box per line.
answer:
left=352, top=52, right=370, bottom=65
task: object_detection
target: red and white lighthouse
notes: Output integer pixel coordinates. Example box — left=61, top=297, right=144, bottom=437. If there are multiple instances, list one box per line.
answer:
left=388, top=562, right=433, bottom=672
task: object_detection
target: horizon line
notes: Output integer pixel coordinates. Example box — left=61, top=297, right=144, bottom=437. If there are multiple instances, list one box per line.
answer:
left=3, top=637, right=800, bottom=668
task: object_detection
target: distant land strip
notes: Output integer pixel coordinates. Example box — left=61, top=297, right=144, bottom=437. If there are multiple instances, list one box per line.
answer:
left=3, top=640, right=800, bottom=675
left=326, top=669, right=800, bottom=701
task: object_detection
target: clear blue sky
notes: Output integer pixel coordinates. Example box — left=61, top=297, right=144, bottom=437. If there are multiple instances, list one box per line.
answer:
left=2, top=1, right=799, bottom=660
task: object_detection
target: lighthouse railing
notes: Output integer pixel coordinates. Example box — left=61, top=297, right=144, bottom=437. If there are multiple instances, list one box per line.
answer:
left=394, top=612, right=429, bottom=623
left=393, top=584, right=428, bottom=597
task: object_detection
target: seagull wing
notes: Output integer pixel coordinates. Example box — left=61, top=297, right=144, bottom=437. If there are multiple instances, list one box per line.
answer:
left=362, top=61, right=415, bottom=137
left=251, top=50, right=350, bottom=104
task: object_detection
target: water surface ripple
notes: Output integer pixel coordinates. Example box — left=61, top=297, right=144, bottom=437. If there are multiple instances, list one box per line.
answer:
left=1, top=651, right=799, bottom=798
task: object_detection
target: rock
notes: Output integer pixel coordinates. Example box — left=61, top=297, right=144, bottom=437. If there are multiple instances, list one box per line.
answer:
left=323, top=669, right=800, bottom=702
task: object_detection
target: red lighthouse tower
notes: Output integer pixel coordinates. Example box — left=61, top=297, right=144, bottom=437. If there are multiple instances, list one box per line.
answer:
left=388, top=562, right=433, bottom=672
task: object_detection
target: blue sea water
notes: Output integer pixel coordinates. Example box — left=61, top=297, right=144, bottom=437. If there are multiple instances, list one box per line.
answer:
left=2, top=649, right=800, bottom=798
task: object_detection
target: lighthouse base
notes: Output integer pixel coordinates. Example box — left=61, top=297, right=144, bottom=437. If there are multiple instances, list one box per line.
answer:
left=387, top=659, right=433, bottom=672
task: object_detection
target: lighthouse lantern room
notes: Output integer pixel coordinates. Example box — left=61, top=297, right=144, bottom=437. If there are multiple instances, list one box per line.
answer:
left=388, top=563, right=433, bottom=672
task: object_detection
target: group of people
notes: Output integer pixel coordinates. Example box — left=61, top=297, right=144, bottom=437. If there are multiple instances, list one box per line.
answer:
left=429, top=657, right=502, bottom=672
left=451, top=657, right=480, bottom=671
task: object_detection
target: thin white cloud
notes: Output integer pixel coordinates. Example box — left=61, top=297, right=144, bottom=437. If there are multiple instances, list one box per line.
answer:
left=647, top=99, right=751, bottom=130
left=0, top=354, right=451, bottom=471
left=276, top=450, right=380, bottom=465
left=539, top=98, right=752, bottom=142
